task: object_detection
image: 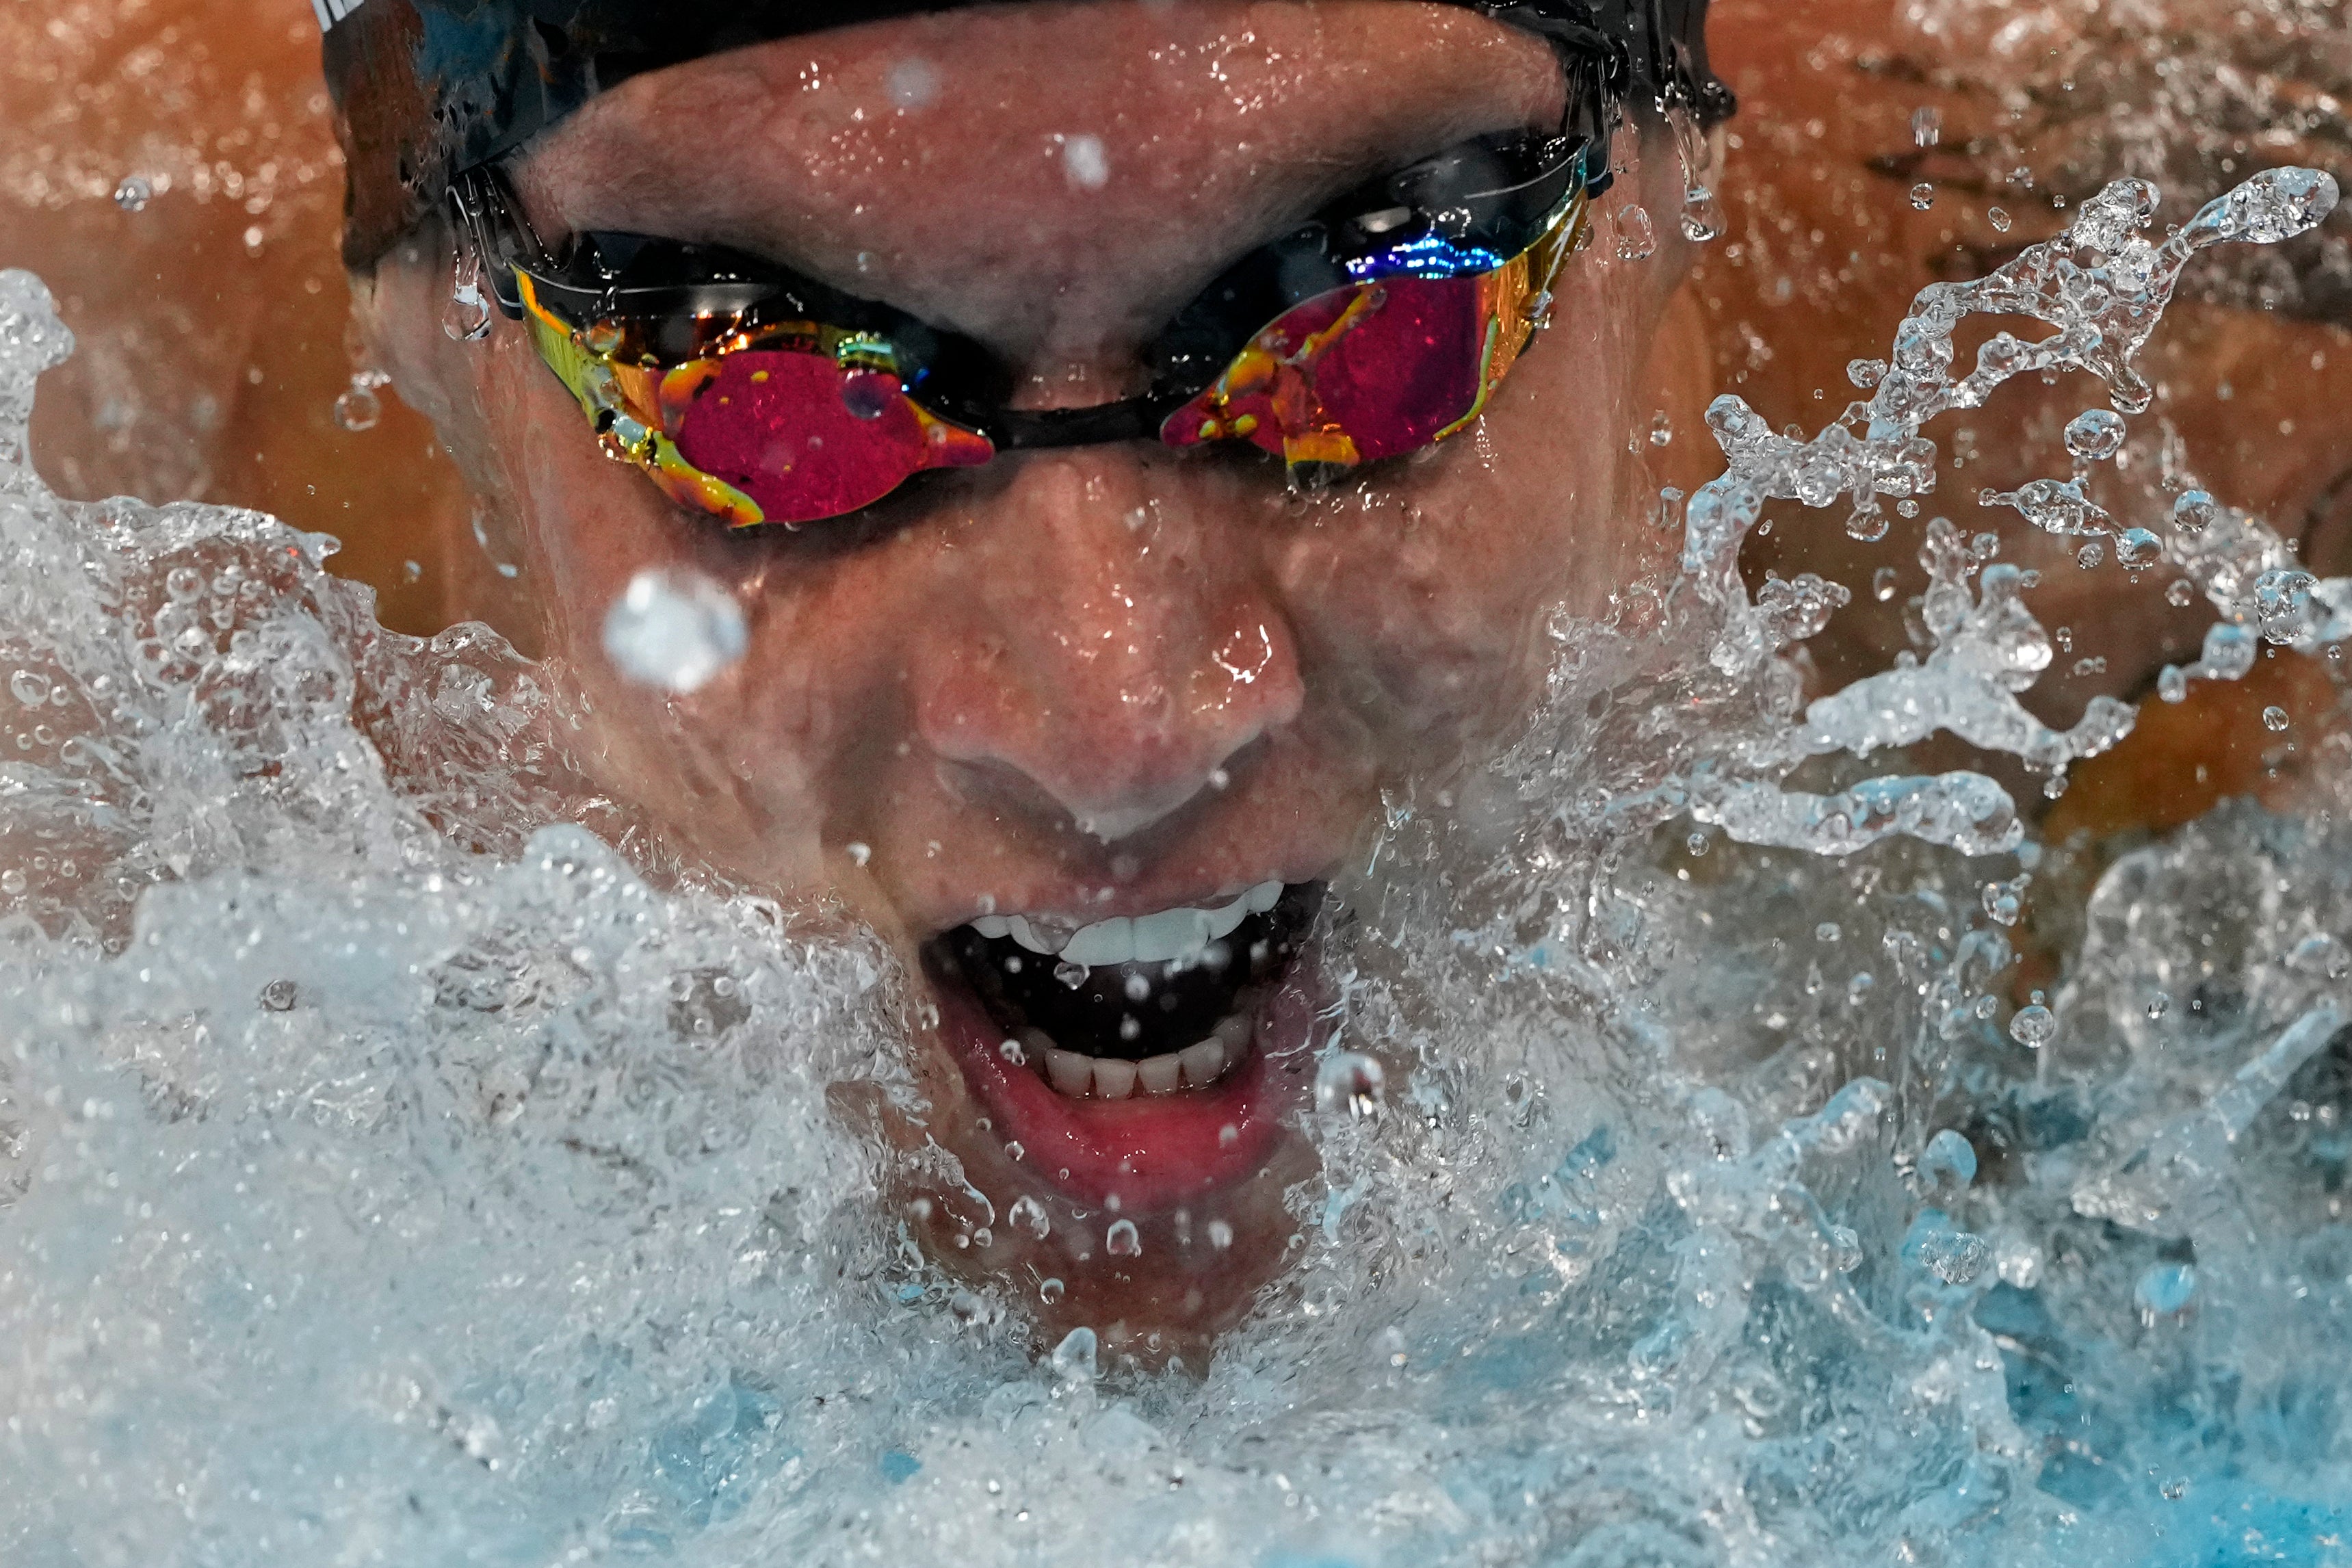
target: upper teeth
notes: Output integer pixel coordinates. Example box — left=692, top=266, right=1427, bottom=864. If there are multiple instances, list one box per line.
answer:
left=969, top=880, right=1283, bottom=967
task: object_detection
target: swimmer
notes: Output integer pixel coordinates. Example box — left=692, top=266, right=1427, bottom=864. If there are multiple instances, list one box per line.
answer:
left=322, top=0, right=1732, bottom=1353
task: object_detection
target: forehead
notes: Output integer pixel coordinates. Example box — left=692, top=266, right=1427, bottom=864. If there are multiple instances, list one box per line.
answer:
left=518, top=0, right=1563, bottom=263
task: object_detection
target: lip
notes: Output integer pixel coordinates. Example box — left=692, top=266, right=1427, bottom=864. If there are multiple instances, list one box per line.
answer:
left=926, top=945, right=1321, bottom=1211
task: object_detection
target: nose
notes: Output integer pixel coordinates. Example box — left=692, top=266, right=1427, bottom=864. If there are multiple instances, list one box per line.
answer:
left=913, top=455, right=1304, bottom=841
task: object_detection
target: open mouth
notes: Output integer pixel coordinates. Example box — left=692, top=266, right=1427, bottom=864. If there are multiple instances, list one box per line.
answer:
left=922, top=881, right=1325, bottom=1209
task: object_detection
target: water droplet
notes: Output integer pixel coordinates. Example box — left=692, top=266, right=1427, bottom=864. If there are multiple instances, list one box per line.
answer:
left=2160, top=1477, right=2188, bottom=1502
left=601, top=568, right=748, bottom=694
left=2263, top=705, right=2291, bottom=732
left=1911, top=105, right=1942, bottom=148
left=1314, top=1051, right=1385, bottom=1117
left=1679, top=188, right=1724, bottom=242
left=332, top=384, right=382, bottom=432
left=443, top=244, right=493, bottom=342
left=2062, top=407, right=2126, bottom=460
left=10, top=670, right=49, bottom=707
left=2166, top=579, right=2197, bottom=608
left=1612, top=204, right=1657, bottom=261
left=1061, top=133, right=1110, bottom=191
left=2115, top=527, right=2162, bottom=570
left=1815, top=922, right=1842, bottom=943
left=1037, top=1276, right=1064, bottom=1303
left=847, top=841, right=872, bottom=868
left=1847, top=358, right=1887, bottom=389
left=1987, top=205, right=2012, bottom=233
left=1981, top=874, right=2028, bottom=927
left=2134, top=1262, right=2197, bottom=1318
left=1684, top=831, right=1710, bottom=857
left=2156, top=665, right=2189, bottom=703
left=837, top=369, right=898, bottom=419
left=1647, top=411, right=1673, bottom=447
left=1049, top=1326, right=1098, bottom=1380
left=1, top=867, right=27, bottom=896
left=887, top=56, right=939, bottom=109
left=1104, top=1218, right=1140, bottom=1256
left=1205, top=1219, right=1234, bottom=1250
left=1054, top=959, right=1089, bottom=989
left=2172, top=490, right=2217, bottom=532
left=2008, top=1003, right=2056, bottom=1048
left=113, top=175, right=152, bottom=213
left=2074, top=541, right=2105, bottom=571
left=2147, top=991, right=2171, bottom=1019
left=1920, top=1128, right=1978, bottom=1192
left=1008, top=1195, right=1050, bottom=1239
left=1829, top=1225, right=1864, bottom=1273
left=1655, top=486, right=1686, bottom=533
left=1872, top=566, right=1900, bottom=603
left=1909, top=182, right=1936, bottom=211
left=257, top=979, right=298, bottom=1012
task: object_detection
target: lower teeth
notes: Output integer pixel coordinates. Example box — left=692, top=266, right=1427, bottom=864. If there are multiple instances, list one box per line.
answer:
left=1037, top=1006, right=1253, bottom=1099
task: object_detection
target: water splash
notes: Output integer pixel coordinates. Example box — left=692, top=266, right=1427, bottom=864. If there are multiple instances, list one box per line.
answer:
left=0, top=170, right=2348, bottom=1568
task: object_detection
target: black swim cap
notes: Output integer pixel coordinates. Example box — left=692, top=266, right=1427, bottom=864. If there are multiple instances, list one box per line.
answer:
left=319, top=0, right=1729, bottom=269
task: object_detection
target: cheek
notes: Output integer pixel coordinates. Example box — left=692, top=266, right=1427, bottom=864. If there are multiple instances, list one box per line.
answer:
left=1269, top=263, right=1669, bottom=729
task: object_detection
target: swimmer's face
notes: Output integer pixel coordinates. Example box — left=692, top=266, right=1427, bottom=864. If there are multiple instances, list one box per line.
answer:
left=362, top=0, right=1709, bottom=1355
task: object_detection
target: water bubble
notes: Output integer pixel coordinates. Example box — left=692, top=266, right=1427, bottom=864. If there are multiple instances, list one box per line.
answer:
left=847, top=841, right=872, bottom=868
left=1920, top=1229, right=1990, bottom=1285
left=2172, top=490, right=2217, bottom=532
left=1049, top=1327, right=1098, bottom=1381
left=1612, top=205, right=1657, bottom=261
left=1007, top=1195, right=1050, bottom=1239
left=10, top=669, right=49, bottom=707
left=332, top=384, right=382, bottom=432
left=165, top=566, right=205, bottom=603
left=1909, top=183, right=1936, bottom=211
left=1872, top=566, right=1899, bottom=603
left=1054, top=959, right=1089, bottom=989
left=1314, top=1051, right=1385, bottom=1118
left=113, top=175, right=153, bottom=213
left=1847, top=358, right=1887, bottom=389
left=2147, top=991, right=2171, bottom=1019
left=2166, top=579, right=2197, bottom=608
left=2157, top=665, right=2190, bottom=703
left=2134, top=1262, right=2197, bottom=1318
left=1987, top=205, right=2012, bottom=233
left=2264, top=705, right=2292, bottom=732
left=1814, top=922, right=1841, bottom=943
left=2063, top=408, right=2126, bottom=460
left=1205, top=1218, right=1234, bottom=1250
left=2160, top=1477, right=2189, bottom=1502
left=1981, top=874, right=2028, bottom=927
left=1104, top=1218, right=1140, bottom=1257
left=601, top=568, right=748, bottom=695
left=0, top=867, right=24, bottom=896
left=1036, top=1276, right=1065, bottom=1304
left=1648, top=411, right=1673, bottom=447
left=2074, top=542, right=2105, bottom=571
left=1684, top=831, right=1710, bottom=857
left=2008, top=1003, right=2056, bottom=1048
left=257, top=979, right=298, bottom=1012
left=1911, top=106, right=1942, bottom=148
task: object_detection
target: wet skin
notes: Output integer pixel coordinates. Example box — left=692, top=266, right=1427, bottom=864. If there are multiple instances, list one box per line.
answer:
left=356, top=0, right=1719, bottom=1355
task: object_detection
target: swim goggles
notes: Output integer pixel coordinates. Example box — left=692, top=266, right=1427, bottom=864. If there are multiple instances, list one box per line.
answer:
left=450, top=129, right=1597, bottom=528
